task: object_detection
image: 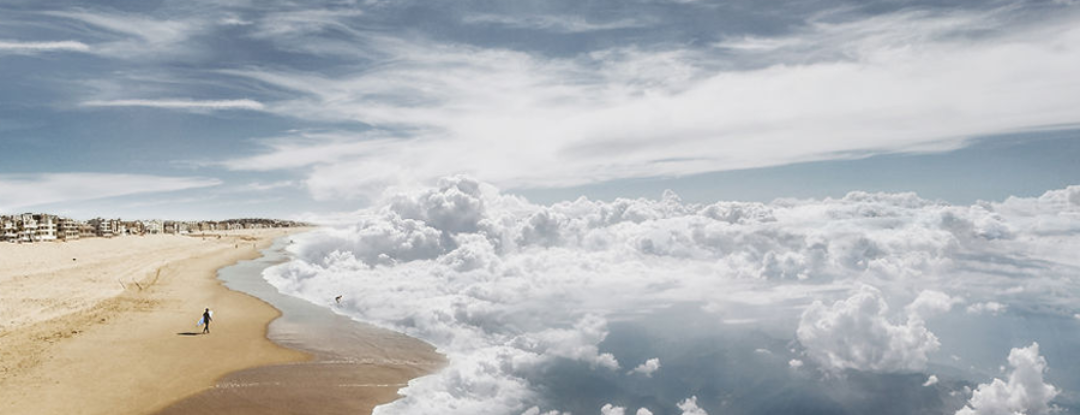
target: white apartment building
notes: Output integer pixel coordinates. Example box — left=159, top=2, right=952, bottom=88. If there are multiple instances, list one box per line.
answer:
left=33, top=214, right=57, bottom=242
left=17, top=213, right=37, bottom=242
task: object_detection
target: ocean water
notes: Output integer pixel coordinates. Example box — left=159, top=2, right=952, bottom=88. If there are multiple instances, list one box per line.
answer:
left=263, top=177, right=1080, bottom=415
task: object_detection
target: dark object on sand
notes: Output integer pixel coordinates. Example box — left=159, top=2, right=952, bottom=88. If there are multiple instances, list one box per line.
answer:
left=201, top=308, right=213, bottom=334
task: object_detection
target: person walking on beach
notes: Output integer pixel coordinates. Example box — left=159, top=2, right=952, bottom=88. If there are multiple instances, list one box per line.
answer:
left=202, top=308, right=213, bottom=334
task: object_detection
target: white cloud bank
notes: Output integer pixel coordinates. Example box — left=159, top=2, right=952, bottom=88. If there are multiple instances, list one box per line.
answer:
left=956, top=343, right=1058, bottom=415
left=0, top=173, right=221, bottom=212
left=264, top=177, right=1079, bottom=413
left=225, top=5, right=1080, bottom=201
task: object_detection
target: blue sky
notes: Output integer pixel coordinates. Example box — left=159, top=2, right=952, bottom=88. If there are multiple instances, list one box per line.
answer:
left=1, top=0, right=1079, bottom=219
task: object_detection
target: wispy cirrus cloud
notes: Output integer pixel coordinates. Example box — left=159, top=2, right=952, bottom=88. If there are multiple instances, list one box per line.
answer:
left=43, top=9, right=205, bottom=58
left=217, top=132, right=398, bottom=171
left=0, top=173, right=221, bottom=212
left=251, top=9, right=364, bottom=38
left=462, top=13, right=652, bottom=33
left=221, top=4, right=1080, bottom=201
left=237, top=180, right=300, bottom=192
left=0, top=40, right=90, bottom=54
left=81, top=98, right=265, bottom=111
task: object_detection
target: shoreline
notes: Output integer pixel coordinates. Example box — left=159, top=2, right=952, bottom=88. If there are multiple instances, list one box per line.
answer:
left=0, top=229, right=310, bottom=415
left=155, top=236, right=446, bottom=415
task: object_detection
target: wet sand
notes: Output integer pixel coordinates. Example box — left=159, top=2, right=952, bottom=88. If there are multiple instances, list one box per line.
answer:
left=155, top=238, right=445, bottom=415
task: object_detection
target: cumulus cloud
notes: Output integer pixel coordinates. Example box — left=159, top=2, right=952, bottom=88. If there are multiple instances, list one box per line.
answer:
left=797, top=285, right=941, bottom=373
left=81, top=99, right=265, bottom=111
left=265, top=177, right=1080, bottom=413
left=600, top=404, right=626, bottom=415
left=923, top=375, right=939, bottom=387
left=629, top=358, right=661, bottom=377
left=956, top=343, right=1058, bottom=415
left=677, top=396, right=708, bottom=415
left=636, top=408, right=654, bottom=415
left=0, top=173, right=221, bottom=212
left=966, top=302, right=1007, bottom=316
left=906, top=290, right=961, bottom=320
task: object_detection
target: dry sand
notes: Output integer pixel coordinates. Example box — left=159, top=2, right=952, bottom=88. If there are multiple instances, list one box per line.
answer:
left=0, top=230, right=307, bottom=414
left=156, top=299, right=445, bottom=415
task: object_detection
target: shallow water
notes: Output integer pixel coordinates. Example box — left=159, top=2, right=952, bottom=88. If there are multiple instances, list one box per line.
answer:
left=155, top=237, right=443, bottom=415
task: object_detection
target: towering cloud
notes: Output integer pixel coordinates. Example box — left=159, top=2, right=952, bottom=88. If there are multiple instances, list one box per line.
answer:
left=677, top=397, right=708, bottom=415
left=796, top=286, right=941, bottom=373
left=956, top=343, right=1058, bottom=415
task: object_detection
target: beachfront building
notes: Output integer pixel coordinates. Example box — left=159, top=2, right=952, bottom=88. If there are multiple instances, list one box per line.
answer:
left=17, top=214, right=37, bottom=242
left=56, top=217, right=80, bottom=241
left=147, top=220, right=163, bottom=234
left=88, top=218, right=109, bottom=237
left=163, top=221, right=192, bottom=234
left=1, top=213, right=307, bottom=242
left=0, top=213, right=54, bottom=242
left=123, top=221, right=142, bottom=235
left=32, top=214, right=57, bottom=242
left=78, top=223, right=96, bottom=238
left=88, top=218, right=119, bottom=237
left=1, top=217, right=17, bottom=242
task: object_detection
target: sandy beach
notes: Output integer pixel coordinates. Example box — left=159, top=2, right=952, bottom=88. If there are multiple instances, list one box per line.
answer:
left=0, top=230, right=307, bottom=414
left=155, top=237, right=445, bottom=415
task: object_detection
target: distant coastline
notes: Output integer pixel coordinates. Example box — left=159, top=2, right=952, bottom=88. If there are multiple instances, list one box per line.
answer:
left=1, top=212, right=309, bottom=243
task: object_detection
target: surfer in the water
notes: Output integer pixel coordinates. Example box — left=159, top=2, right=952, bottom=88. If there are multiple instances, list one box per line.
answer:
left=202, top=308, right=212, bottom=334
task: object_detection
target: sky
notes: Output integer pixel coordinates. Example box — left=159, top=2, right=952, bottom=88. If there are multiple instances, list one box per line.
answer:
left=4, top=2, right=1080, bottom=414
left=1, top=0, right=1079, bottom=220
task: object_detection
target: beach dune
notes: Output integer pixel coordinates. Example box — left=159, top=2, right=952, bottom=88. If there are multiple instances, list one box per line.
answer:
left=0, top=230, right=308, bottom=415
